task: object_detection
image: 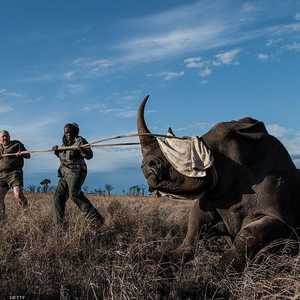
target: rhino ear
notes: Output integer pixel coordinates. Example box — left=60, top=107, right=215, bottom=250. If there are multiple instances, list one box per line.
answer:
left=167, top=127, right=175, bottom=136
left=235, top=119, right=268, bottom=140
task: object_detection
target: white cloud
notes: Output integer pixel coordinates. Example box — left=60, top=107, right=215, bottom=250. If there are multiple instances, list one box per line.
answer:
left=281, top=133, right=300, bottom=159
left=147, top=71, right=184, bottom=80
left=66, top=83, right=86, bottom=94
left=0, top=102, right=13, bottom=113
left=214, top=48, right=241, bottom=65
left=64, top=71, right=76, bottom=80
left=176, top=122, right=212, bottom=133
left=269, top=22, right=300, bottom=35
left=199, top=67, right=212, bottom=78
left=25, top=73, right=58, bottom=82
left=116, top=110, right=137, bottom=119
left=78, top=59, right=114, bottom=72
left=184, top=57, right=204, bottom=68
left=89, top=148, right=141, bottom=173
left=241, top=3, right=258, bottom=13
left=119, top=24, right=230, bottom=63
left=73, top=58, right=113, bottom=69
left=267, top=124, right=290, bottom=138
left=264, top=124, right=300, bottom=160
left=184, top=48, right=240, bottom=78
left=117, top=2, right=298, bottom=65
left=283, top=42, right=300, bottom=52
left=0, top=88, right=41, bottom=105
left=159, top=71, right=184, bottom=80
left=69, top=57, right=114, bottom=79
left=82, top=102, right=138, bottom=119
left=257, top=53, right=270, bottom=60
left=0, top=89, right=23, bottom=98
left=265, top=38, right=282, bottom=47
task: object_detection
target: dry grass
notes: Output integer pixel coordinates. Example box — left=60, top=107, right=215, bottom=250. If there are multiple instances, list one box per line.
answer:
left=0, top=193, right=300, bottom=299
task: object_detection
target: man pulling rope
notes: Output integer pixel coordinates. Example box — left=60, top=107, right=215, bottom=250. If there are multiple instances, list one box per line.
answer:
left=52, top=122, right=104, bottom=228
left=0, top=130, right=30, bottom=221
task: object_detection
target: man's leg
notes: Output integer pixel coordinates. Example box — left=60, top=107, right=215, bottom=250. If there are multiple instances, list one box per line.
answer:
left=53, top=178, right=69, bottom=224
left=12, top=185, right=28, bottom=209
left=7, top=171, right=28, bottom=209
left=0, top=185, right=8, bottom=219
left=67, top=172, right=104, bottom=225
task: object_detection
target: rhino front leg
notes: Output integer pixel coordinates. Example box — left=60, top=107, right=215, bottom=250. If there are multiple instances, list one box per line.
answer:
left=220, top=215, right=291, bottom=272
left=175, top=199, right=214, bottom=256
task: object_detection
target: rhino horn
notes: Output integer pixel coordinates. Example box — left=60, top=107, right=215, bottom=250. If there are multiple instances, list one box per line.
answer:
left=137, top=95, right=159, bottom=155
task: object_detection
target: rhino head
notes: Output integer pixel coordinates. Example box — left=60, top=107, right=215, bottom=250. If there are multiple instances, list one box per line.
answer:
left=137, top=95, right=212, bottom=196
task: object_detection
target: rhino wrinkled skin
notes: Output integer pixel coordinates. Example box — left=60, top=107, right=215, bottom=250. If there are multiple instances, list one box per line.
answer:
left=137, top=95, right=300, bottom=271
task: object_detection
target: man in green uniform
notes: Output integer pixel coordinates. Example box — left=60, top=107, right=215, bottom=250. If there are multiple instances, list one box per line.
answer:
left=52, top=123, right=104, bottom=226
left=0, top=130, right=30, bottom=219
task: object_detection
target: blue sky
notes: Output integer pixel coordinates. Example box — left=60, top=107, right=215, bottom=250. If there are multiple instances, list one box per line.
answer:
left=0, top=0, right=300, bottom=192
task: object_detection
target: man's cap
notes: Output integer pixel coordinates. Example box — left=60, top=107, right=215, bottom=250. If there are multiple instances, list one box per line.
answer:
left=64, top=122, right=79, bottom=130
left=0, top=130, right=10, bottom=136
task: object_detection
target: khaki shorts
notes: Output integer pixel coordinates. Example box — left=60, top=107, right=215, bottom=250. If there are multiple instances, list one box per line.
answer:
left=0, top=170, right=24, bottom=189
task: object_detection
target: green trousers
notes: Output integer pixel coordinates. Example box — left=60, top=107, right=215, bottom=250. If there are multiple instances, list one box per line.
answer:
left=53, top=171, right=103, bottom=225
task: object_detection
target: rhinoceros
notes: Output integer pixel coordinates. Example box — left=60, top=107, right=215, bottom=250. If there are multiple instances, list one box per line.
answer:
left=137, top=95, right=300, bottom=271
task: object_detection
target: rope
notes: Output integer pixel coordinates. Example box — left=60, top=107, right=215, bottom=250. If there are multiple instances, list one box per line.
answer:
left=0, top=132, right=188, bottom=157
left=87, top=132, right=188, bottom=146
left=0, top=142, right=141, bottom=157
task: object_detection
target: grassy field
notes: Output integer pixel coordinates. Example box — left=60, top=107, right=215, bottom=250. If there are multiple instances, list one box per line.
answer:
left=0, top=193, right=300, bottom=299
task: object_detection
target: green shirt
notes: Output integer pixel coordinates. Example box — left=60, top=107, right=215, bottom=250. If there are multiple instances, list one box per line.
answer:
left=57, top=136, right=92, bottom=175
left=0, top=140, right=27, bottom=172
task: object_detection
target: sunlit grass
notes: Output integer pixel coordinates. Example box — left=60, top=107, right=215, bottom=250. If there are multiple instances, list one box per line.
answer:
left=0, top=193, right=299, bottom=299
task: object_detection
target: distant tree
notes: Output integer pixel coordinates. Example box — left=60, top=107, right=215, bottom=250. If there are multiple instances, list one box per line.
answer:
left=94, top=188, right=105, bottom=195
left=40, top=179, right=51, bottom=193
left=129, top=185, right=140, bottom=196
left=104, top=184, right=114, bottom=196
left=128, top=186, right=134, bottom=196
left=37, top=186, right=41, bottom=193
left=27, top=185, right=36, bottom=193
left=82, top=185, right=89, bottom=193
left=136, top=185, right=141, bottom=195
left=141, top=184, right=146, bottom=196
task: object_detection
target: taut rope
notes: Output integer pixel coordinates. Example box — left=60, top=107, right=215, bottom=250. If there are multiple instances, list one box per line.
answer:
left=0, top=132, right=188, bottom=157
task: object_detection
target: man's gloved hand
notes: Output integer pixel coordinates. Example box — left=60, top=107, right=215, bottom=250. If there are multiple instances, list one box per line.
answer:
left=79, top=146, right=88, bottom=157
left=52, top=145, right=59, bottom=156
left=79, top=145, right=93, bottom=159
left=15, top=151, right=23, bottom=157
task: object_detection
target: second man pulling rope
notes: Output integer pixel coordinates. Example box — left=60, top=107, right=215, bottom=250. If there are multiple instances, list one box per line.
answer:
left=52, top=122, right=104, bottom=227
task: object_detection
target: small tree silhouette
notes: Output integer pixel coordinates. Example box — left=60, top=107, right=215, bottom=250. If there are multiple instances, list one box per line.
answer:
left=94, top=188, right=104, bottom=195
left=136, top=185, right=141, bottom=195
left=141, top=184, right=146, bottom=196
left=40, top=179, right=51, bottom=193
left=129, top=185, right=139, bottom=196
left=104, top=184, right=114, bottom=196
left=27, top=185, right=36, bottom=193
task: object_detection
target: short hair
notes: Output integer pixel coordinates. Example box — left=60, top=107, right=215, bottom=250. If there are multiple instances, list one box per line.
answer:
left=0, top=130, right=10, bottom=136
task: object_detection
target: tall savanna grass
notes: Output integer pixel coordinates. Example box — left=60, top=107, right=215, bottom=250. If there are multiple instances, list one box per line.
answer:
left=0, top=193, right=300, bottom=299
